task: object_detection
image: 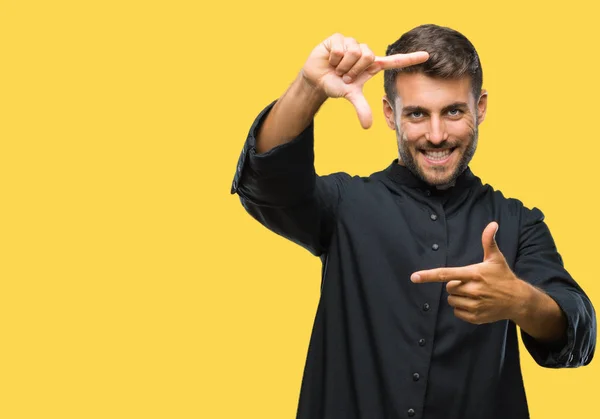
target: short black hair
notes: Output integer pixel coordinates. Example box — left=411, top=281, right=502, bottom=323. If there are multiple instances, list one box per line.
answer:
left=384, top=24, right=483, bottom=106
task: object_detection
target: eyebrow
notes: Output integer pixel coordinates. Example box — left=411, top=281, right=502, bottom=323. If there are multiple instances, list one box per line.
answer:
left=402, top=102, right=470, bottom=114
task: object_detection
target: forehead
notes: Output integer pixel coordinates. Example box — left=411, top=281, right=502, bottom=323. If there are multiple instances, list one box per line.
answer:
left=394, top=73, right=473, bottom=109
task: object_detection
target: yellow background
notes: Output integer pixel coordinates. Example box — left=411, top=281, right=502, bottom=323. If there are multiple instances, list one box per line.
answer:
left=1, top=0, right=598, bottom=418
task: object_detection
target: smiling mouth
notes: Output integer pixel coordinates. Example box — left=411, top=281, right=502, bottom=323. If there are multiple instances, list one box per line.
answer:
left=419, top=147, right=457, bottom=164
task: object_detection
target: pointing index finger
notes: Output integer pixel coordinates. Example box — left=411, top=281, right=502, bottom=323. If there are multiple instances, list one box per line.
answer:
left=372, top=51, right=429, bottom=72
left=411, top=266, right=475, bottom=283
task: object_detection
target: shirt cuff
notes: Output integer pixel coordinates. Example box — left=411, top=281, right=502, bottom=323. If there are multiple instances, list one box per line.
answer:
left=230, top=101, right=317, bottom=206
left=230, top=100, right=276, bottom=194
left=520, top=288, right=578, bottom=368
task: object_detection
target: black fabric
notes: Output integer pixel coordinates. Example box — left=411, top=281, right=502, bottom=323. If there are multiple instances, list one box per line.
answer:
left=231, top=102, right=596, bottom=419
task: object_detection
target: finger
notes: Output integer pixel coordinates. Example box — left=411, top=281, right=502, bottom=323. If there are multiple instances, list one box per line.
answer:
left=447, top=294, right=477, bottom=311
left=371, top=51, right=429, bottom=73
left=411, top=266, right=476, bottom=283
left=325, top=33, right=346, bottom=67
left=453, top=307, right=479, bottom=324
left=334, top=38, right=361, bottom=76
left=482, top=221, right=500, bottom=261
left=446, top=279, right=480, bottom=296
left=345, top=91, right=372, bottom=129
left=342, top=43, right=376, bottom=84
left=446, top=279, right=465, bottom=295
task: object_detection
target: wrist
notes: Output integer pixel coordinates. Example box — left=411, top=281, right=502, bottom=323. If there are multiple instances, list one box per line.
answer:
left=508, top=278, right=532, bottom=324
left=297, top=70, right=328, bottom=105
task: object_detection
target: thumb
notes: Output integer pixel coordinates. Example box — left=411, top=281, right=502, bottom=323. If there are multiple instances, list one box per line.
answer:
left=482, top=221, right=500, bottom=261
left=346, top=91, right=373, bottom=129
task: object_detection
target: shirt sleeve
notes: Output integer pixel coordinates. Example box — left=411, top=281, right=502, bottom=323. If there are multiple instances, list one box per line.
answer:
left=514, top=206, right=596, bottom=368
left=230, top=101, right=351, bottom=256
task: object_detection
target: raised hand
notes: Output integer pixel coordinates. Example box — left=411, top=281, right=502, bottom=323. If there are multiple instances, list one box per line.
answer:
left=301, top=33, right=429, bottom=129
left=410, top=222, right=524, bottom=325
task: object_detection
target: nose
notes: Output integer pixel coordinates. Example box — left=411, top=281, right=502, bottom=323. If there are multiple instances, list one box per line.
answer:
left=425, top=115, right=448, bottom=144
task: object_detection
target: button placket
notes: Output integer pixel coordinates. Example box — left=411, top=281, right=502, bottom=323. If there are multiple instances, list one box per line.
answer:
left=410, top=201, right=446, bottom=419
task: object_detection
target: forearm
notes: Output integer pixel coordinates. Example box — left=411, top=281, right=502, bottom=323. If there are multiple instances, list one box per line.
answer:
left=511, top=279, right=568, bottom=343
left=256, top=72, right=327, bottom=154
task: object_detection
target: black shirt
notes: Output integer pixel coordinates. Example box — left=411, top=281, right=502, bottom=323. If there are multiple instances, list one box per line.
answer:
left=231, top=103, right=596, bottom=419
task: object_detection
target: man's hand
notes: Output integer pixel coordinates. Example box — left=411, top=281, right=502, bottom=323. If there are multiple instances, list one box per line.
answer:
left=410, top=222, right=527, bottom=325
left=301, top=33, right=429, bottom=129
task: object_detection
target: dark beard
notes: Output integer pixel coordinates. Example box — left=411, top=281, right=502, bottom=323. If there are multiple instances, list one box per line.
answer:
left=397, top=124, right=478, bottom=187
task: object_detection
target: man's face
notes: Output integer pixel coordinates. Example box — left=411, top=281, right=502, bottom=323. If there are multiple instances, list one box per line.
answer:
left=383, top=73, right=487, bottom=188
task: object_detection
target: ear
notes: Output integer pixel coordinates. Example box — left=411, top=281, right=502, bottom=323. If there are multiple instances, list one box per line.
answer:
left=476, top=89, right=488, bottom=124
left=382, top=96, right=397, bottom=130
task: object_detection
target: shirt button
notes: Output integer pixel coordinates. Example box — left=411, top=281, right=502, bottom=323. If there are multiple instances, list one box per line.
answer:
left=430, top=213, right=438, bottom=221
left=425, top=190, right=431, bottom=196
left=432, top=243, right=439, bottom=251
left=408, top=408, right=416, bottom=417
left=418, top=338, right=426, bottom=346
left=413, top=372, right=420, bottom=381
left=422, top=302, right=430, bottom=311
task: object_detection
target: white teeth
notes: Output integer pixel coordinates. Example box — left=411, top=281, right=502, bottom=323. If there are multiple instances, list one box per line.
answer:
left=424, top=150, right=451, bottom=160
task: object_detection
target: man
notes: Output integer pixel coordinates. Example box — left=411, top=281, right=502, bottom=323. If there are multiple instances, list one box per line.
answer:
left=230, top=24, right=596, bottom=419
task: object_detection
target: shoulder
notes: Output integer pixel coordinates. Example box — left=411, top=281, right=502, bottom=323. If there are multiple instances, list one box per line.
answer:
left=478, top=181, right=545, bottom=227
left=318, top=167, right=389, bottom=190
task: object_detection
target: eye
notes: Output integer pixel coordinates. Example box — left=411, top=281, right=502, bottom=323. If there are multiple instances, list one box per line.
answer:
left=447, top=108, right=462, bottom=117
left=409, top=111, right=424, bottom=118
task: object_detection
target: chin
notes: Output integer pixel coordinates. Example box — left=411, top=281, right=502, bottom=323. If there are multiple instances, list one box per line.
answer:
left=422, top=165, right=453, bottom=179
left=426, top=176, right=454, bottom=187
left=420, top=167, right=459, bottom=187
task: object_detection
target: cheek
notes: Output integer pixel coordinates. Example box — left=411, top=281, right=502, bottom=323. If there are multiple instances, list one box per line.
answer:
left=400, top=123, right=426, bottom=144
left=448, top=119, right=476, bottom=140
